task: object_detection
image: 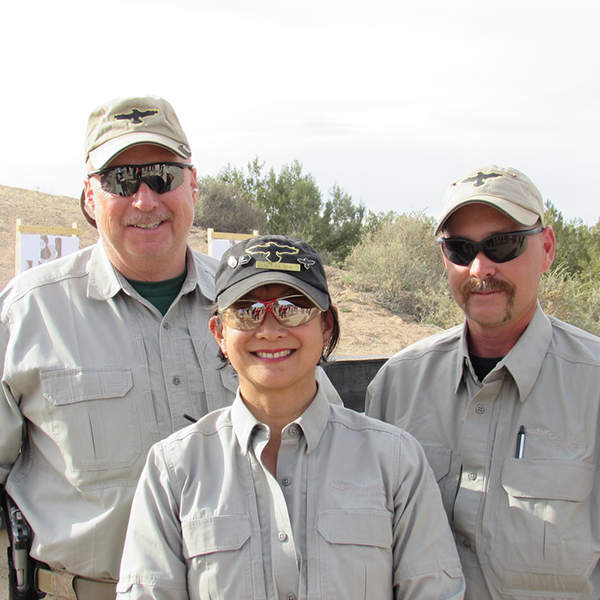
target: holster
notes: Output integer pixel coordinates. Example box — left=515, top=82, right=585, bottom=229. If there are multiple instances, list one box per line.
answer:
left=2, top=490, right=44, bottom=600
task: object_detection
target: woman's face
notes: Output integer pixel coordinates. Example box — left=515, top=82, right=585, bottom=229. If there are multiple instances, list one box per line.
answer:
left=210, top=284, right=333, bottom=403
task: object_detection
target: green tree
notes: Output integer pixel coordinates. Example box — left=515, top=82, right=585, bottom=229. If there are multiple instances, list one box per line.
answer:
left=263, top=161, right=323, bottom=241
left=215, top=158, right=366, bottom=263
left=194, top=176, right=267, bottom=233
left=544, top=200, right=600, bottom=280
left=318, top=185, right=366, bottom=264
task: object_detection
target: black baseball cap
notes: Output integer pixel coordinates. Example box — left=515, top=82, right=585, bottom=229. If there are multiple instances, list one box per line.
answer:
left=215, top=235, right=330, bottom=311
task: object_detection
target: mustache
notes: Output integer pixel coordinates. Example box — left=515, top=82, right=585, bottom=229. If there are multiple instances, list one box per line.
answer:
left=123, top=212, right=174, bottom=227
left=460, top=277, right=515, bottom=298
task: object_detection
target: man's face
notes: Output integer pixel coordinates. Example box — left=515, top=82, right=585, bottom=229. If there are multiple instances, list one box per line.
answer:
left=84, top=144, right=198, bottom=281
left=442, top=203, right=555, bottom=336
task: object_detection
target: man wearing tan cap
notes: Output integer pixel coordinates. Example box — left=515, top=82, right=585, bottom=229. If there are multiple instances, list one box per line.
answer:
left=367, top=165, right=600, bottom=599
left=0, top=96, right=240, bottom=599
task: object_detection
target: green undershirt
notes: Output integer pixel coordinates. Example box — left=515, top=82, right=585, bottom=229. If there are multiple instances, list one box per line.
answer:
left=126, top=270, right=187, bottom=316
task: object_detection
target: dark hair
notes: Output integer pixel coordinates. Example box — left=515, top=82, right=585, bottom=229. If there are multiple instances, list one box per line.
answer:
left=210, top=303, right=340, bottom=365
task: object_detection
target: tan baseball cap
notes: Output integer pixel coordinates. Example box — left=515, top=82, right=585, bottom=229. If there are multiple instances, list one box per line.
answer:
left=85, top=95, right=192, bottom=169
left=435, top=165, right=545, bottom=236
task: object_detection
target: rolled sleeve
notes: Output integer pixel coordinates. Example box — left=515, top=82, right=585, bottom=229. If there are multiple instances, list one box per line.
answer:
left=392, top=431, right=465, bottom=599
left=118, top=443, right=187, bottom=600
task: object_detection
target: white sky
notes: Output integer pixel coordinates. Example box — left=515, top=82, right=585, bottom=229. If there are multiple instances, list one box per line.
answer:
left=2, top=0, right=599, bottom=225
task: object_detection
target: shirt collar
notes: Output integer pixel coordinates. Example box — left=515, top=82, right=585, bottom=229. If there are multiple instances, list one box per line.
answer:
left=502, top=303, right=552, bottom=401
left=88, top=243, right=214, bottom=301
left=231, top=385, right=331, bottom=456
left=453, top=324, right=471, bottom=393
left=454, top=303, right=552, bottom=401
left=87, top=243, right=123, bottom=300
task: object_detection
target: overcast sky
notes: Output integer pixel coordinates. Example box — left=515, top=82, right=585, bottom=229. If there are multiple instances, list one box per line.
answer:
left=2, top=0, right=599, bottom=225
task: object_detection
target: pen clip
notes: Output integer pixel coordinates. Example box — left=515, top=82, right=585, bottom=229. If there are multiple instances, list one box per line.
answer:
left=516, top=425, right=526, bottom=459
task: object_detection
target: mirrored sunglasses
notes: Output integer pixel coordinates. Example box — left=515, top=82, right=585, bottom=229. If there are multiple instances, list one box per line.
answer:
left=219, top=295, right=322, bottom=331
left=87, top=162, right=193, bottom=197
left=438, top=227, right=544, bottom=266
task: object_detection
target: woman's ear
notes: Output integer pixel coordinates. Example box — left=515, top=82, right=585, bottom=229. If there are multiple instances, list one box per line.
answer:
left=209, top=315, right=227, bottom=355
left=322, top=307, right=335, bottom=346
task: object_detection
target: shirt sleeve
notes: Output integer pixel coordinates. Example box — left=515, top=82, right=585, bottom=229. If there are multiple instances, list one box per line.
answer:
left=391, top=430, right=465, bottom=599
left=117, top=443, right=188, bottom=600
left=0, top=320, right=25, bottom=485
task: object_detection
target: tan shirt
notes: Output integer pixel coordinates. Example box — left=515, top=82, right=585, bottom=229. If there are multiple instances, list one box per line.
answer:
left=0, top=243, right=238, bottom=579
left=366, top=304, right=600, bottom=599
left=117, top=387, right=465, bottom=600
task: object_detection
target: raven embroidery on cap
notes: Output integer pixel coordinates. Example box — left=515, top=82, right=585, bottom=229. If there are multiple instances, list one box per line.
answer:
left=462, top=171, right=503, bottom=187
left=114, top=109, right=159, bottom=124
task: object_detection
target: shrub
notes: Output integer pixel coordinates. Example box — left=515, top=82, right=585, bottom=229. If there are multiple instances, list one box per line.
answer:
left=539, top=267, right=600, bottom=336
left=346, top=211, right=458, bottom=325
left=194, top=176, right=267, bottom=234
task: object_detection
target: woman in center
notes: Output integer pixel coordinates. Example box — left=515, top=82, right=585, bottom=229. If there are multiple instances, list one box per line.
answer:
left=117, top=235, right=465, bottom=600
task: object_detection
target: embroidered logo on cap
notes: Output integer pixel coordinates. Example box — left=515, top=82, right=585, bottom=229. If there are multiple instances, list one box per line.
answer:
left=114, top=108, right=159, bottom=124
left=462, top=171, right=503, bottom=187
left=298, top=257, right=315, bottom=269
left=247, top=241, right=303, bottom=272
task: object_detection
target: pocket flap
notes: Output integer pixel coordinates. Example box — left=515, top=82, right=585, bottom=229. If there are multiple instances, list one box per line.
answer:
left=422, top=445, right=452, bottom=482
left=41, top=367, right=133, bottom=405
left=502, top=459, right=595, bottom=501
left=182, top=515, right=251, bottom=558
left=317, top=510, right=392, bottom=548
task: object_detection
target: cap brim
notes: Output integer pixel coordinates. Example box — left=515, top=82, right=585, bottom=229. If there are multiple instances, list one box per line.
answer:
left=88, top=132, right=191, bottom=169
left=218, top=271, right=330, bottom=312
left=435, top=196, right=542, bottom=236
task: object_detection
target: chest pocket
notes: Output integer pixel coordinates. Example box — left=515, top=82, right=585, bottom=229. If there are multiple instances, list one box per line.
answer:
left=182, top=515, right=253, bottom=600
left=488, top=458, right=595, bottom=594
left=422, top=445, right=454, bottom=519
left=317, top=510, right=393, bottom=600
left=42, top=367, right=141, bottom=488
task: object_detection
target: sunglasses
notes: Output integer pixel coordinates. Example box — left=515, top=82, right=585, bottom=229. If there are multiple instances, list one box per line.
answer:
left=219, top=295, right=322, bottom=331
left=87, top=162, right=193, bottom=197
left=438, top=227, right=544, bottom=266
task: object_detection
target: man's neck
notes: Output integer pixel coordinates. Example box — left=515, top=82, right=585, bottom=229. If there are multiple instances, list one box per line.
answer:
left=466, top=317, right=530, bottom=357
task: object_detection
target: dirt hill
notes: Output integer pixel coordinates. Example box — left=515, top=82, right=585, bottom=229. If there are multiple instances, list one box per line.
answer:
left=0, top=184, right=440, bottom=356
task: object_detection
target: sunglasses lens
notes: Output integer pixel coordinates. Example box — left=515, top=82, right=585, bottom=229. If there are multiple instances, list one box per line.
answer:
left=483, top=234, right=528, bottom=263
left=441, top=241, right=475, bottom=266
left=271, top=300, right=319, bottom=327
left=221, top=298, right=320, bottom=331
left=98, top=164, right=187, bottom=197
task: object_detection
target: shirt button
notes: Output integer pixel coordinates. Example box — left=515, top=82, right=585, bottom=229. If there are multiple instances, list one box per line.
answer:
left=462, top=538, right=471, bottom=548
left=468, top=471, right=477, bottom=481
left=289, top=426, right=299, bottom=437
left=287, top=594, right=296, bottom=600
left=278, top=531, right=288, bottom=542
left=172, top=376, right=181, bottom=386
left=281, top=477, right=292, bottom=486
left=475, top=404, right=485, bottom=414
left=163, top=322, right=170, bottom=329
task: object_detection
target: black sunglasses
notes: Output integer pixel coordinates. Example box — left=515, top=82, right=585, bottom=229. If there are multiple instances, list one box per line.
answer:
left=87, top=162, right=193, bottom=197
left=438, top=227, right=544, bottom=266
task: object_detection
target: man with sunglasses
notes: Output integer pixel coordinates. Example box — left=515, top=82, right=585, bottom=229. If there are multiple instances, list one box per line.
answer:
left=366, top=165, right=600, bottom=599
left=0, top=96, right=241, bottom=599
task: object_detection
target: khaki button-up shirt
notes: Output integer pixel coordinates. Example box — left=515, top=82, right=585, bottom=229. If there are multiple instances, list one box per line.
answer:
left=0, top=243, right=238, bottom=579
left=117, top=387, right=465, bottom=599
left=367, top=304, right=600, bottom=599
